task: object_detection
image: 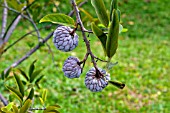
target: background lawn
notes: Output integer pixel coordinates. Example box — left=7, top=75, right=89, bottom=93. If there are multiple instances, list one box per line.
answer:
left=0, top=0, right=170, bottom=113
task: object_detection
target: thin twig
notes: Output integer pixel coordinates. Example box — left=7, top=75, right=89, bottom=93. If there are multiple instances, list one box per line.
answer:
left=94, top=56, right=108, bottom=62
left=1, top=5, right=32, bottom=21
left=29, top=108, right=46, bottom=111
left=25, top=10, right=41, bottom=41
left=68, top=0, right=88, bottom=16
left=1, top=26, right=49, bottom=55
left=0, top=93, right=8, bottom=106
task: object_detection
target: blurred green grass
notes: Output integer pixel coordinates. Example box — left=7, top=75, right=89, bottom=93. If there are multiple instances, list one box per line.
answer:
left=1, top=0, right=170, bottom=113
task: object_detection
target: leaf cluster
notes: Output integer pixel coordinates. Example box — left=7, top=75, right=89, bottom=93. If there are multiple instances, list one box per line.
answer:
left=0, top=60, right=61, bottom=113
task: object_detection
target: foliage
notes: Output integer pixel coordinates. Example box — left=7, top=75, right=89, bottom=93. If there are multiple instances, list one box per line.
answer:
left=0, top=0, right=170, bottom=113
left=0, top=61, right=60, bottom=113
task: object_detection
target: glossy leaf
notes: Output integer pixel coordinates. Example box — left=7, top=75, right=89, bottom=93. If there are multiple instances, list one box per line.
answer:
left=19, top=99, right=32, bottom=113
left=6, top=86, right=23, bottom=103
left=30, top=69, right=42, bottom=83
left=14, top=73, right=24, bottom=97
left=106, top=9, right=119, bottom=58
left=39, top=13, right=75, bottom=27
left=26, top=88, right=34, bottom=100
left=109, top=81, right=125, bottom=89
left=91, top=0, right=109, bottom=27
left=91, top=22, right=107, bottom=55
left=29, top=60, right=37, bottom=82
left=18, top=68, right=29, bottom=81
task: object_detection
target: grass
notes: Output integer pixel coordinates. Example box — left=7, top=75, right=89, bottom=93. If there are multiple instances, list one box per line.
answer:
left=0, top=0, right=170, bottom=113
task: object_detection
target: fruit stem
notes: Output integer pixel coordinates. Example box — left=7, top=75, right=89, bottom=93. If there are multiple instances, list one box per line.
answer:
left=71, top=0, right=98, bottom=70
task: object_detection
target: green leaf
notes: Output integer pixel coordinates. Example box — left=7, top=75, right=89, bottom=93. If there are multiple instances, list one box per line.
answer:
left=27, top=0, right=35, bottom=5
left=35, top=75, right=44, bottom=84
left=29, top=60, right=37, bottom=82
left=91, top=22, right=107, bottom=55
left=19, top=99, right=32, bottom=113
left=35, top=75, right=44, bottom=89
left=43, top=105, right=60, bottom=113
left=30, top=69, right=42, bottom=83
left=119, top=24, right=123, bottom=33
left=5, top=67, right=12, bottom=79
left=14, top=73, right=25, bottom=97
left=6, top=102, right=14, bottom=111
left=106, top=9, right=119, bottom=58
left=26, top=88, right=34, bottom=100
left=39, top=97, right=44, bottom=105
left=79, top=8, right=94, bottom=21
left=109, top=81, right=125, bottom=89
left=18, top=68, right=29, bottom=81
left=91, top=0, right=109, bottom=27
left=106, top=61, right=118, bottom=70
left=1, top=107, right=8, bottom=112
left=12, top=104, right=19, bottom=113
left=117, top=9, right=121, bottom=22
left=6, top=0, right=26, bottom=11
left=1, top=71, right=5, bottom=80
left=6, top=86, right=23, bottom=103
left=122, top=28, right=128, bottom=32
left=110, top=0, right=118, bottom=21
left=42, top=89, right=47, bottom=103
left=39, top=13, right=75, bottom=27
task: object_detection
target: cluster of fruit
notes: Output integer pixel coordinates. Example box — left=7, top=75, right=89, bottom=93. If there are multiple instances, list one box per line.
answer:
left=53, top=26, right=110, bottom=92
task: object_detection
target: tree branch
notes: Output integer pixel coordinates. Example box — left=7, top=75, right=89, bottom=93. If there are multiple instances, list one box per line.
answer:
left=3, top=15, right=22, bottom=43
left=0, top=0, right=8, bottom=39
left=26, top=10, right=41, bottom=41
left=0, top=93, right=8, bottom=106
left=0, top=0, right=8, bottom=46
